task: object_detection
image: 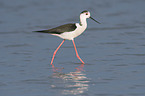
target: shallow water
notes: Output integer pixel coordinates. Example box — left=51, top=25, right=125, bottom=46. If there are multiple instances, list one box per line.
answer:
left=0, top=0, right=145, bottom=96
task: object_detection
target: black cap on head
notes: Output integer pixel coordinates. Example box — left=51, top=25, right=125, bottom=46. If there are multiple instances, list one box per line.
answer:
left=81, top=10, right=88, bottom=14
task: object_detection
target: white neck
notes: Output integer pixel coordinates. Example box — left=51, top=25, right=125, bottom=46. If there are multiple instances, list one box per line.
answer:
left=79, top=15, right=87, bottom=27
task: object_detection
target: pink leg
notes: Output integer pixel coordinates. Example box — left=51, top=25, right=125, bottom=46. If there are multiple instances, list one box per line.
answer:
left=72, top=40, right=85, bottom=64
left=51, top=39, right=65, bottom=66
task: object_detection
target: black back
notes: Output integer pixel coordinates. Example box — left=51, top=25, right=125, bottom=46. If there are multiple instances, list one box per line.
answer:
left=34, top=23, right=76, bottom=34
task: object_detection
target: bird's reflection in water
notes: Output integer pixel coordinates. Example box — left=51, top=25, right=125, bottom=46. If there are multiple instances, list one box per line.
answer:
left=50, top=64, right=90, bottom=95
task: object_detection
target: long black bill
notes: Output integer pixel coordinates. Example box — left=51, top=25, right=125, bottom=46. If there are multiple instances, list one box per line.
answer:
left=90, top=16, right=101, bottom=24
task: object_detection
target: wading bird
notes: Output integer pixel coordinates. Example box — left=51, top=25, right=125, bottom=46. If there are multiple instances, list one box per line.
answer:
left=34, top=10, right=100, bottom=67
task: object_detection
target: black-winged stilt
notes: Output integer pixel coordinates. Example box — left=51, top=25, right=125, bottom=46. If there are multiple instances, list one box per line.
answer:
left=34, top=10, right=100, bottom=67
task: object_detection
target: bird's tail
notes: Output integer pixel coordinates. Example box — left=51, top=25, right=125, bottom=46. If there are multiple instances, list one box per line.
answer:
left=33, top=30, right=50, bottom=33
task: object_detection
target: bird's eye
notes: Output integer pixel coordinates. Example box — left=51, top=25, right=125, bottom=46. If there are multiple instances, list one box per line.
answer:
left=86, top=13, right=88, bottom=15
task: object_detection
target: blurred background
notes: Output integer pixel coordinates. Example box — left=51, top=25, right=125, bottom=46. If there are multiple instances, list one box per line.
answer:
left=0, top=0, right=145, bottom=96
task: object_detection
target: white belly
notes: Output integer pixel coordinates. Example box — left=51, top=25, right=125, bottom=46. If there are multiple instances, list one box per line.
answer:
left=58, top=23, right=87, bottom=40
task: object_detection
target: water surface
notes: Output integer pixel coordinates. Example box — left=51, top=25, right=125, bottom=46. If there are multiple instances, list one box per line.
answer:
left=0, top=0, right=145, bottom=96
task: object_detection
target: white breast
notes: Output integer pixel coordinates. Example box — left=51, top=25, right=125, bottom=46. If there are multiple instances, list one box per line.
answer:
left=58, top=23, right=87, bottom=40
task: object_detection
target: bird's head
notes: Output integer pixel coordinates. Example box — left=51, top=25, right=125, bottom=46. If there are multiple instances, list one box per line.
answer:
left=80, top=10, right=101, bottom=24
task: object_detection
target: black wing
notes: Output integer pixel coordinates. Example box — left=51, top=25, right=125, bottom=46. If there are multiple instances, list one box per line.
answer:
left=34, top=23, right=76, bottom=34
